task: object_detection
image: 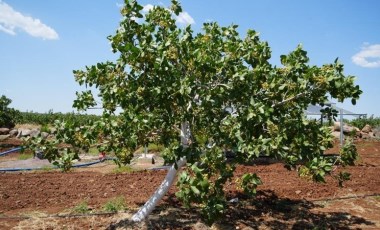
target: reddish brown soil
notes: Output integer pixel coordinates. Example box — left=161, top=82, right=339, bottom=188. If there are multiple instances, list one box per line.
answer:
left=0, top=139, right=379, bottom=229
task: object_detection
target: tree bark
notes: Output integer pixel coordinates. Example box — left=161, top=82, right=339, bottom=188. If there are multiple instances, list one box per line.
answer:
left=131, top=157, right=187, bottom=222
left=131, top=122, right=190, bottom=222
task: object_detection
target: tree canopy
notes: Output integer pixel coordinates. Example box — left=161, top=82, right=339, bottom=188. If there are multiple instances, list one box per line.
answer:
left=27, top=0, right=362, bottom=223
left=0, top=95, right=20, bottom=128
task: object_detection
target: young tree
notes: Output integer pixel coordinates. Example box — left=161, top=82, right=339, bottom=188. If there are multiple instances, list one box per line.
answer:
left=0, top=95, right=20, bottom=128
left=28, top=0, right=362, bottom=224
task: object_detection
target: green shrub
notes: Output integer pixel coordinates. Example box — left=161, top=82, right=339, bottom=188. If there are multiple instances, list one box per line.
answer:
left=72, top=201, right=91, bottom=214
left=40, top=124, right=50, bottom=133
left=348, top=117, right=380, bottom=130
left=112, top=165, right=134, bottom=174
left=102, top=196, right=127, bottom=212
left=339, top=139, right=358, bottom=166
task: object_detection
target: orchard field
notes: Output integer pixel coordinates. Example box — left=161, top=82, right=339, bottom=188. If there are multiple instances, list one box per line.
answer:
left=0, top=1, right=376, bottom=228
left=0, top=138, right=379, bottom=229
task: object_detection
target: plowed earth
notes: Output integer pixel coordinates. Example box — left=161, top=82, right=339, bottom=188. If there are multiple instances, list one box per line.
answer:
left=0, top=138, right=380, bottom=229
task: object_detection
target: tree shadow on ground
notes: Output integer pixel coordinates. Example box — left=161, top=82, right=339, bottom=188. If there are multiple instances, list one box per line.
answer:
left=108, top=190, right=375, bottom=229
left=223, top=190, right=375, bottom=229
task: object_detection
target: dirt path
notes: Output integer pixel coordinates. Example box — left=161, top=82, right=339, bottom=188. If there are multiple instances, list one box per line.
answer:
left=0, top=140, right=379, bottom=229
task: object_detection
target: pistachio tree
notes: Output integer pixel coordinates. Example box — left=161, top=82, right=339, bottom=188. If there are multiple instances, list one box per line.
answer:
left=27, top=0, right=362, bottom=224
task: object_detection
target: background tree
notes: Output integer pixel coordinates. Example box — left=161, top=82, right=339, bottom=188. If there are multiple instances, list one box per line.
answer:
left=0, top=95, right=20, bottom=128
left=27, top=0, right=362, bottom=224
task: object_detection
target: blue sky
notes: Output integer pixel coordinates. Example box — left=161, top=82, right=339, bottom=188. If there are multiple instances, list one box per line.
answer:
left=1, top=0, right=379, bottom=117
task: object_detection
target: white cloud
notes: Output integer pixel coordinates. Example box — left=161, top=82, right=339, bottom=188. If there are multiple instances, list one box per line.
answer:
left=0, top=1, right=59, bottom=40
left=127, top=3, right=195, bottom=26
left=0, top=23, right=15, bottom=35
left=175, top=11, right=195, bottom=25
left=352, top=43, right=380, bottom=68
left=129, top=4, right=153, bottom=22
left=142, top=4, right=154, bottom=13
left=116, top=2, right=124, bottom=9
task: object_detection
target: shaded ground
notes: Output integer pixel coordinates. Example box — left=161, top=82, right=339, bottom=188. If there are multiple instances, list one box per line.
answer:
left=0, top=138, right=380, bottom=229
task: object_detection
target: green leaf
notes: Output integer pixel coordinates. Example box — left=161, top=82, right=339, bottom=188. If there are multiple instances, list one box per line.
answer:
left=190, top=185, right=200, bottom=195
left=191, top=164, right=203, bottom=174
left=199, top=180, right=209, bottom=189
left=280, top=55, right=287, bottom=65
left=215, top=204, right=224, bottom=211
left=278, top=84, right=286, bottom=91
left=247, top=112, right=255, bottom=120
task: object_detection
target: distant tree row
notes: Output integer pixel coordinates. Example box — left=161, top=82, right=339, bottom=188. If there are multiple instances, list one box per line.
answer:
left=0, top=95, right=101, bottom=128
left=0, top=95, right=21, bottom=128
left=18, top=110, right=101, bottom=126
left=347, top=116, right=380, bottom=130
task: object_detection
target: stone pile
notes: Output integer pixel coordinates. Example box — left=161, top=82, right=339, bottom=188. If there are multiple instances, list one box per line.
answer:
left=331, top=122, right=379, bottom=140
left=0, top=127, right=50, bottom=141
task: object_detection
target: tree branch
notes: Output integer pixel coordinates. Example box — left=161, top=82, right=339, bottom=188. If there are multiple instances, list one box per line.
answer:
left=272, top=86, right=317, bottom=108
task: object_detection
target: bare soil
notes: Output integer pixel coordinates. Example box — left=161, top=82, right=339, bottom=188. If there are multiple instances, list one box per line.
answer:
left=0, top=138, right=379, bottom=229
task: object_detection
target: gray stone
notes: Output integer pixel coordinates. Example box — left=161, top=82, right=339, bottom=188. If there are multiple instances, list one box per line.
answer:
left=361, top=132, right=373, bottom=139
left=29, top=129, right=40, bottom=138
left=361, top=124, right=372, bottom=133
left=373, top=128, right=380, bottom=137
left=41, top=132, right=49, bottom=139
left=193, top=222, right=209, bottom=230
left=332, top=131, right=341, bottom=139
left=17, top=128, right=32, bottom=138
left=9, top=129, right=18, bottom=137
left=334, top=122, right=360, bottom=136
left=0, top=134, right=10, bottom=141
left=343, top=125, right=360, bottom=135
left=0, top=128, right=10, bottom=135
left=333, top=122, right=341, bottom=132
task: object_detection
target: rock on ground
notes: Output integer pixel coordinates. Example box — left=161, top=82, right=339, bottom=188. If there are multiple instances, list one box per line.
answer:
left=0, top=128, right=10, bottom=135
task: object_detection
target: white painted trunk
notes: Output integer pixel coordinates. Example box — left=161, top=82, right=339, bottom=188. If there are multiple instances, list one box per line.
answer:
left=131, top=122, right=190, bottom=222
left=131, top=157, right=187, bottom=222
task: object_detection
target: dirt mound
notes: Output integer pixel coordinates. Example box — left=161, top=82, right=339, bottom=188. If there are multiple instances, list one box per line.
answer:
left=0, top=140, right=379, bottom=229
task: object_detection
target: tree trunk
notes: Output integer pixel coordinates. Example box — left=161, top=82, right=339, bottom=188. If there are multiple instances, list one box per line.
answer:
left=131, top=122, right=190, bottom=222
left=131, top=157, right=187, bottom=222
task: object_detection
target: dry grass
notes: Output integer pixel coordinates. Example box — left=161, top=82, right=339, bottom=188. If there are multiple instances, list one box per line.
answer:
left=19, top=211, right=49, bottom=218
left=14, top=124, right=41, bottom=130
left=12, top=213, right=133, bottom=230
left=14, top=217, right=60, bottom=230
left=13, top=211, right=57, bottom=230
